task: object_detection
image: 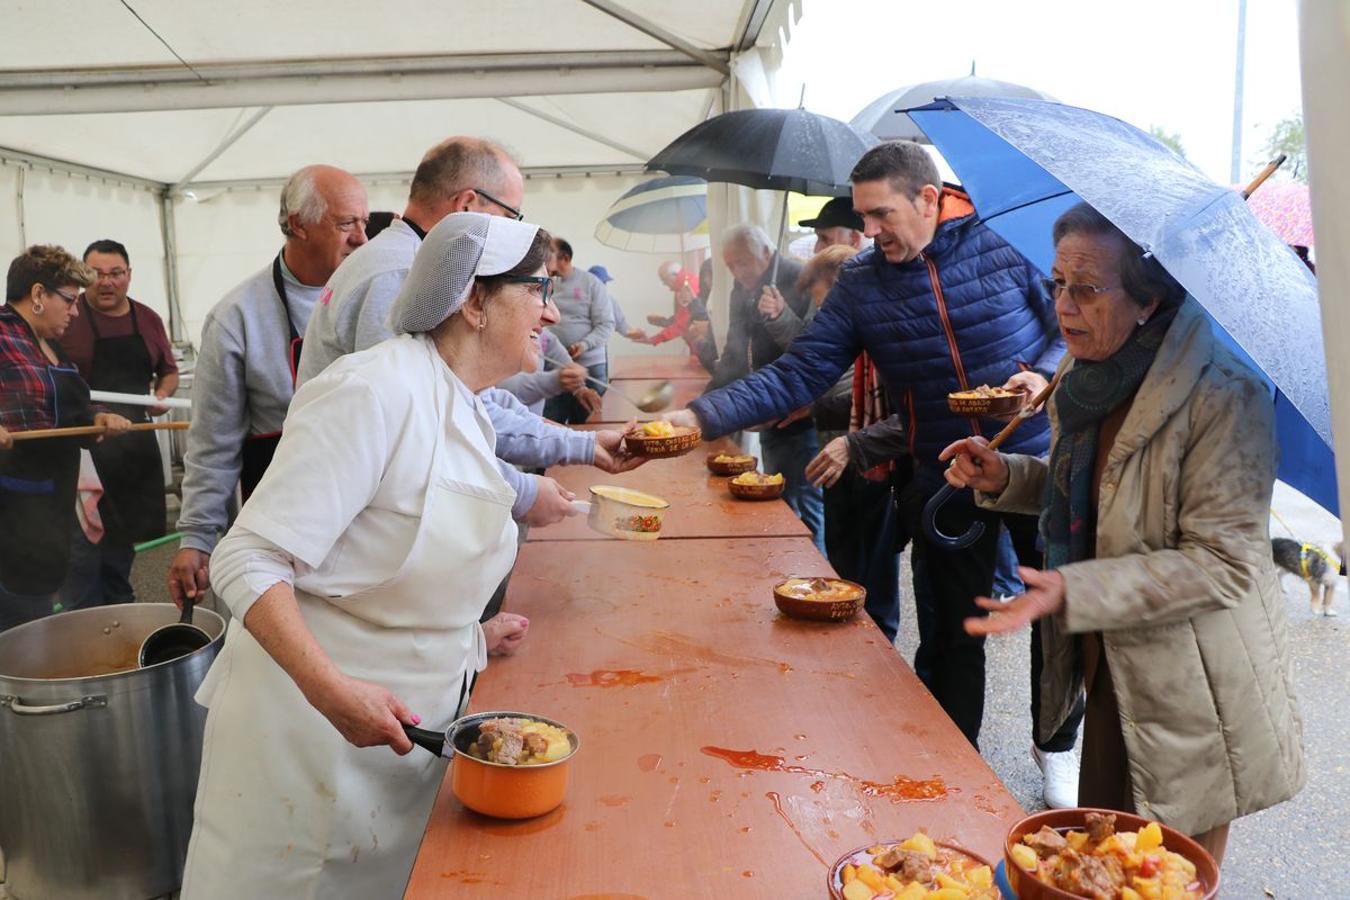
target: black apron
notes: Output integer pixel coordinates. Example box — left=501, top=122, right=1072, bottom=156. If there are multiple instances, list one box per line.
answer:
left=0, top=340, right=94, bottom=595
left=84, top=299, right=167, bottom=543
left=238, top=254, right=304, bottom=500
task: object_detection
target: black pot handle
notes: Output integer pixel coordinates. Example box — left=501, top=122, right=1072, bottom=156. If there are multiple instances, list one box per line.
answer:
left=403, top=724, right=448, bottom=757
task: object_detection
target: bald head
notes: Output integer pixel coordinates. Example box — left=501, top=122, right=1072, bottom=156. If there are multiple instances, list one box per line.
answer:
left=406, top=137, right=524, bottom=225
left=657, top=261, right=683, bottom=288
left=279, top=164, right=369, bottom=285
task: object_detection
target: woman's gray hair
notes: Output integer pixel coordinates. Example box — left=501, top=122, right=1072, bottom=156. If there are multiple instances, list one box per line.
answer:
left=1052, top=202, right=1186, bottom=309
left=721, top=223, right=775, bottom=257
left=277, top=165, right=329, bottom=237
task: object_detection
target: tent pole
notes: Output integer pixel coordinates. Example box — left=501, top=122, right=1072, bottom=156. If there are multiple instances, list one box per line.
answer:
left=157, top=191, right=186, bottom=346
left=172, top=106, right=274, bottom=192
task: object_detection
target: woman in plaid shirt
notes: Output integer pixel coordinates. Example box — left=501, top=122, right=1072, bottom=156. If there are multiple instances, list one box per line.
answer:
left=0, top=245, right=130, bottom=630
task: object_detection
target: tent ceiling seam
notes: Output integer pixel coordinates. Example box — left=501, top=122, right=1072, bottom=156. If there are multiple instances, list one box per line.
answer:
left=577, top=0, right=732, bottom=76
left=496, top=98, right=648, bottom=161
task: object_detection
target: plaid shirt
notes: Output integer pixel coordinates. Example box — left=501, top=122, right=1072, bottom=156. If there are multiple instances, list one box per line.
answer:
left=0, top=303, right=76, bottom=432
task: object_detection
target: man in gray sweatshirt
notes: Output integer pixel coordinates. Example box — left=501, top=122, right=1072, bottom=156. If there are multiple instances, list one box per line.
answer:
left=542, top=237, right=614, bottom=424
left=168, top=165, right=370, bottom=606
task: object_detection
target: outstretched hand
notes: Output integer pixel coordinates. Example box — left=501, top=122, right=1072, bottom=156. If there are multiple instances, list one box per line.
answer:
left=964, top=567, right=1066, bottom=637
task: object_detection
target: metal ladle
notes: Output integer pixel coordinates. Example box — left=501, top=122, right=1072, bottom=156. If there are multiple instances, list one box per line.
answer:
left=542, top=349, right=674, bottom=413
left=138, top=596, right=211, bottom=667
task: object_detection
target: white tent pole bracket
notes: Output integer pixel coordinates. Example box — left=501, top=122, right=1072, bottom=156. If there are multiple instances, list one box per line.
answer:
left=579, top=0, right=731, bottom=76
left=496, top=98, right=647, bottom=161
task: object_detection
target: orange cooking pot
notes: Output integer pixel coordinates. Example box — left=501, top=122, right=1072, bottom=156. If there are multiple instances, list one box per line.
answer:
left=404, top=710, right=579, bottom=819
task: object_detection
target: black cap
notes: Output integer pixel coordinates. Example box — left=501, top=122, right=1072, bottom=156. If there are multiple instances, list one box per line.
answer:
left=798, top=196, right=863, bottom=231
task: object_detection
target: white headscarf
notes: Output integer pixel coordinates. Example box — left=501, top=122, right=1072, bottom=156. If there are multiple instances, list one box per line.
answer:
left=387, top=211, right=541, bottom=334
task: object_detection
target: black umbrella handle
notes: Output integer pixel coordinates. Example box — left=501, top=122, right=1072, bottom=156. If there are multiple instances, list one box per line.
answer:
left=921, top=482, right=986, bottom=550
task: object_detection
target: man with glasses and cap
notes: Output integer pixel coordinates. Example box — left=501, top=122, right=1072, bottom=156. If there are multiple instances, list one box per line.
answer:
left=182, top=212, right=561, bottom=900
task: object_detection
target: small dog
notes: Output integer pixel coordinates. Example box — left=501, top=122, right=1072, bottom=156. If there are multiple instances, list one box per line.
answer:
left=1272, top=537, right=1343, bottom=616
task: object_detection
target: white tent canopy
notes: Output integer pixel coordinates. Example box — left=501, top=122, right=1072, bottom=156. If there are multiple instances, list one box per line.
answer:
left=0, top=0, right=796, bottom=347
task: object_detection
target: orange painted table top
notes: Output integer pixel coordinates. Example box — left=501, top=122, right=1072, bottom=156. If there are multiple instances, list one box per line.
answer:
left=529, top=434, right=810, bottom=542
left=608, top=353, right=710, bottom=381
left=405, top=537, right=1024, bottom=898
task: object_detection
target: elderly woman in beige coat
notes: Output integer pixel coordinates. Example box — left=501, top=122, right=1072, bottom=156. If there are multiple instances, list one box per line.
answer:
left=941, top=202, right=1304, bottom=863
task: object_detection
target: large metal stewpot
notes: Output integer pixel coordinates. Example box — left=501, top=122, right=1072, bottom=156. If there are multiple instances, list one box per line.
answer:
left=0, top=603, right=224, bottom=900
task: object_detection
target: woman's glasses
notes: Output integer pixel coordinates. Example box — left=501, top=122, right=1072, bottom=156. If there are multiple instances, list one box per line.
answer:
left=44, top=285, right=79, bottom=306
left=504, top=275, right=554, bottom=306
left=1039, top=277, right=1114, bottom=304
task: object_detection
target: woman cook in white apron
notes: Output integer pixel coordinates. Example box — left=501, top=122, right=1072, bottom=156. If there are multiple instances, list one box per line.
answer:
left=181, top=213, right=570, bottom=898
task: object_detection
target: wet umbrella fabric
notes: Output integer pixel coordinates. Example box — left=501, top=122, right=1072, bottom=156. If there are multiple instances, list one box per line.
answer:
left=645, top=107, right=876, bottom=197
left=852, top=75, right=1057, bottom=142
left=907, top=97, right=1334, bottom=514
left=594, top=175, right=710, bottom=254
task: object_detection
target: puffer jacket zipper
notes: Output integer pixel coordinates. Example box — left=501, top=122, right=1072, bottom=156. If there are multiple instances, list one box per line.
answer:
left=922, top=252, right=983, bottom=437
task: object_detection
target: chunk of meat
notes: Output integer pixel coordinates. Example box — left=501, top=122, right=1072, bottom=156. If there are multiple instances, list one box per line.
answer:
left=1084, top=811, right=1116, bottom=845
left=1024, top=825, right=1069, bottom=858
left=475, top=732, right=495, bottom=758
left=1055, top=852, right=1123, bottom=900
left=491, top=730, right=525, bottom=765
left=523, top=732, right=549, bottom=757
left=872, top=847, right=935, bottom=884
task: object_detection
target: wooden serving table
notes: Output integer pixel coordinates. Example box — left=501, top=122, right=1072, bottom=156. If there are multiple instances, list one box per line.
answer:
left=608, top=353, right=709, bottom=381
left=528, top=434, right=810, bottom=541
left=406, top=536, right=1024, bottom=897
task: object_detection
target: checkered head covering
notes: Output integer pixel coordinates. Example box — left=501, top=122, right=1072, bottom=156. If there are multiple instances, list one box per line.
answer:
left=388, top=211, right=541, bottom=334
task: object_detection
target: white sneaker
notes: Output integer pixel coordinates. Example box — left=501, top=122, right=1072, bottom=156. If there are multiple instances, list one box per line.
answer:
left=1032, top=744, right=1080, bottom=809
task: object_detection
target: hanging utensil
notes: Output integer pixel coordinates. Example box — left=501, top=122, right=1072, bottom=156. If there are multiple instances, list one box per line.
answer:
left=138, top=596, right=212, bottom=667
left=9, top=421, right=188, bottom=442
left=922, top=370, right=1065, bottom=549
left=541, top=347, right=674, bottom=413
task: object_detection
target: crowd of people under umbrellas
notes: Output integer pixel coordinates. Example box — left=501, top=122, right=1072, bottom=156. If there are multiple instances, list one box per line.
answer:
left=0, top=133, right=1303, bottom=896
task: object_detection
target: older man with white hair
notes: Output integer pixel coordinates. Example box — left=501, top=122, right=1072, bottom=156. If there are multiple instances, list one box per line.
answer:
left=169, top=164, right=369, bottom=606
left=708, top=223, right=823, bottom=550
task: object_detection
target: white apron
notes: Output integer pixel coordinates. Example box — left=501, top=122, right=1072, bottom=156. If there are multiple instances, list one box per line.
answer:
left=181, top=344, right=518, bottom=900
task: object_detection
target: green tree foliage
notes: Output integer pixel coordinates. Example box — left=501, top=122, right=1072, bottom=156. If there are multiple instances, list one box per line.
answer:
left=1261, top=113, right=1308, bottom=183
left=1148, top=125, right=1187, bottom=159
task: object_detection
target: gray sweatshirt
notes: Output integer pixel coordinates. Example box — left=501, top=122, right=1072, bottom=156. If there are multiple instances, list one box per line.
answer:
left=496, top=330, right=567, bottom=416
left=177, top=255, right=321, bottom=554
left=299, top=219, right=595, bottom=480
left=546, top=267, right=614, bottom=367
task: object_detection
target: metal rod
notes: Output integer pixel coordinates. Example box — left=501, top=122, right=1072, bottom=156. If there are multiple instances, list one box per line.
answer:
left=173, top=106, right=274, bottom=189
left=578, top=0, right=731, bottom=75
left=497, top=98, right=647, bottom=161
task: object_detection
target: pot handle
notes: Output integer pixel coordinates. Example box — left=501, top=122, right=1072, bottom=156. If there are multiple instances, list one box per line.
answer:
left=403, top=724, right=450, bottom=758
left=1, top=694, right=108, bottom=716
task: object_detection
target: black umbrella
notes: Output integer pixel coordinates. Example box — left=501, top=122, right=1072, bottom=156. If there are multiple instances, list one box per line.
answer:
left=851, top=69, right=1057, bottom=142
left=646, top=107, right=876, bottom=278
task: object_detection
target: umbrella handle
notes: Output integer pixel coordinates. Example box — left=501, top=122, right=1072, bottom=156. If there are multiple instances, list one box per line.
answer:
left=1241, top=155, right=1287, bottom=199
left=922, top=483, right=986, bottom=549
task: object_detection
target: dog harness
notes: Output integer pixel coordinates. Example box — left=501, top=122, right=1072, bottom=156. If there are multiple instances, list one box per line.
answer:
left=1299, top=543, right=1339, bottom=579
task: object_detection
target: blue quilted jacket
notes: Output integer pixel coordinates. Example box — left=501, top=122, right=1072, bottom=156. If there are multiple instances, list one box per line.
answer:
left=691, top=197, right=1064, bottom=469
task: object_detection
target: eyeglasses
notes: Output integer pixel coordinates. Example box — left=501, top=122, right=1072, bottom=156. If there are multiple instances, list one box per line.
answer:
left=44, top=285, right=79, bottom=305
left=474, top=188, right=524, bottom=222
left=92, top=268, right=129, bottom=281
left=503, top=275, right=553, bottom=306
left=1039, top=277, right=1116, bottom=305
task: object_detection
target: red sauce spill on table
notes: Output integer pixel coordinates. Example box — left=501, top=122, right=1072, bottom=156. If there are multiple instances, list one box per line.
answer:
left=567, top=669, right=664, bottom=687
left=637, top=753, right=662, bottom=772
left=699, top=746, right=947, bottom=802
left=765, top=790, right=829, bottom=868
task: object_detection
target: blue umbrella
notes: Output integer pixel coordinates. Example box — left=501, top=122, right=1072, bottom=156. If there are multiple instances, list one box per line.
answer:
left=594, top=175, right=709, bottom=254
left=906, top=97, right=1334, bottom=514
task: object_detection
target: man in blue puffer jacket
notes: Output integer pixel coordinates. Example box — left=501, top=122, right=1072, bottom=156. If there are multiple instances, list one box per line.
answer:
left=669, top=142, right=1084, bottom=794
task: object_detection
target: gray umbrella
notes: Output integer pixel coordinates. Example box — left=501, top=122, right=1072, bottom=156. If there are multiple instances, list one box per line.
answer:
left=851, top=68, right=1057, bottom=142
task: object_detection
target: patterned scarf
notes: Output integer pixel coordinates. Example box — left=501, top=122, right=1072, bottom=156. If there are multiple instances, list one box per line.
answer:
left=1041, top=305, right=1178, bottom=569
left=849, top=352, right=891, bottom=482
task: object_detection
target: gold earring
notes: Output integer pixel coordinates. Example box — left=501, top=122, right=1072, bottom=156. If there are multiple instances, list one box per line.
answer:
left=32, top=302, right=44, bottom=314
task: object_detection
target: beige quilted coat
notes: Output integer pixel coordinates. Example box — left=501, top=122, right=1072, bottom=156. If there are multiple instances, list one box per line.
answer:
left=982, top=298, right=1305, bottom=835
